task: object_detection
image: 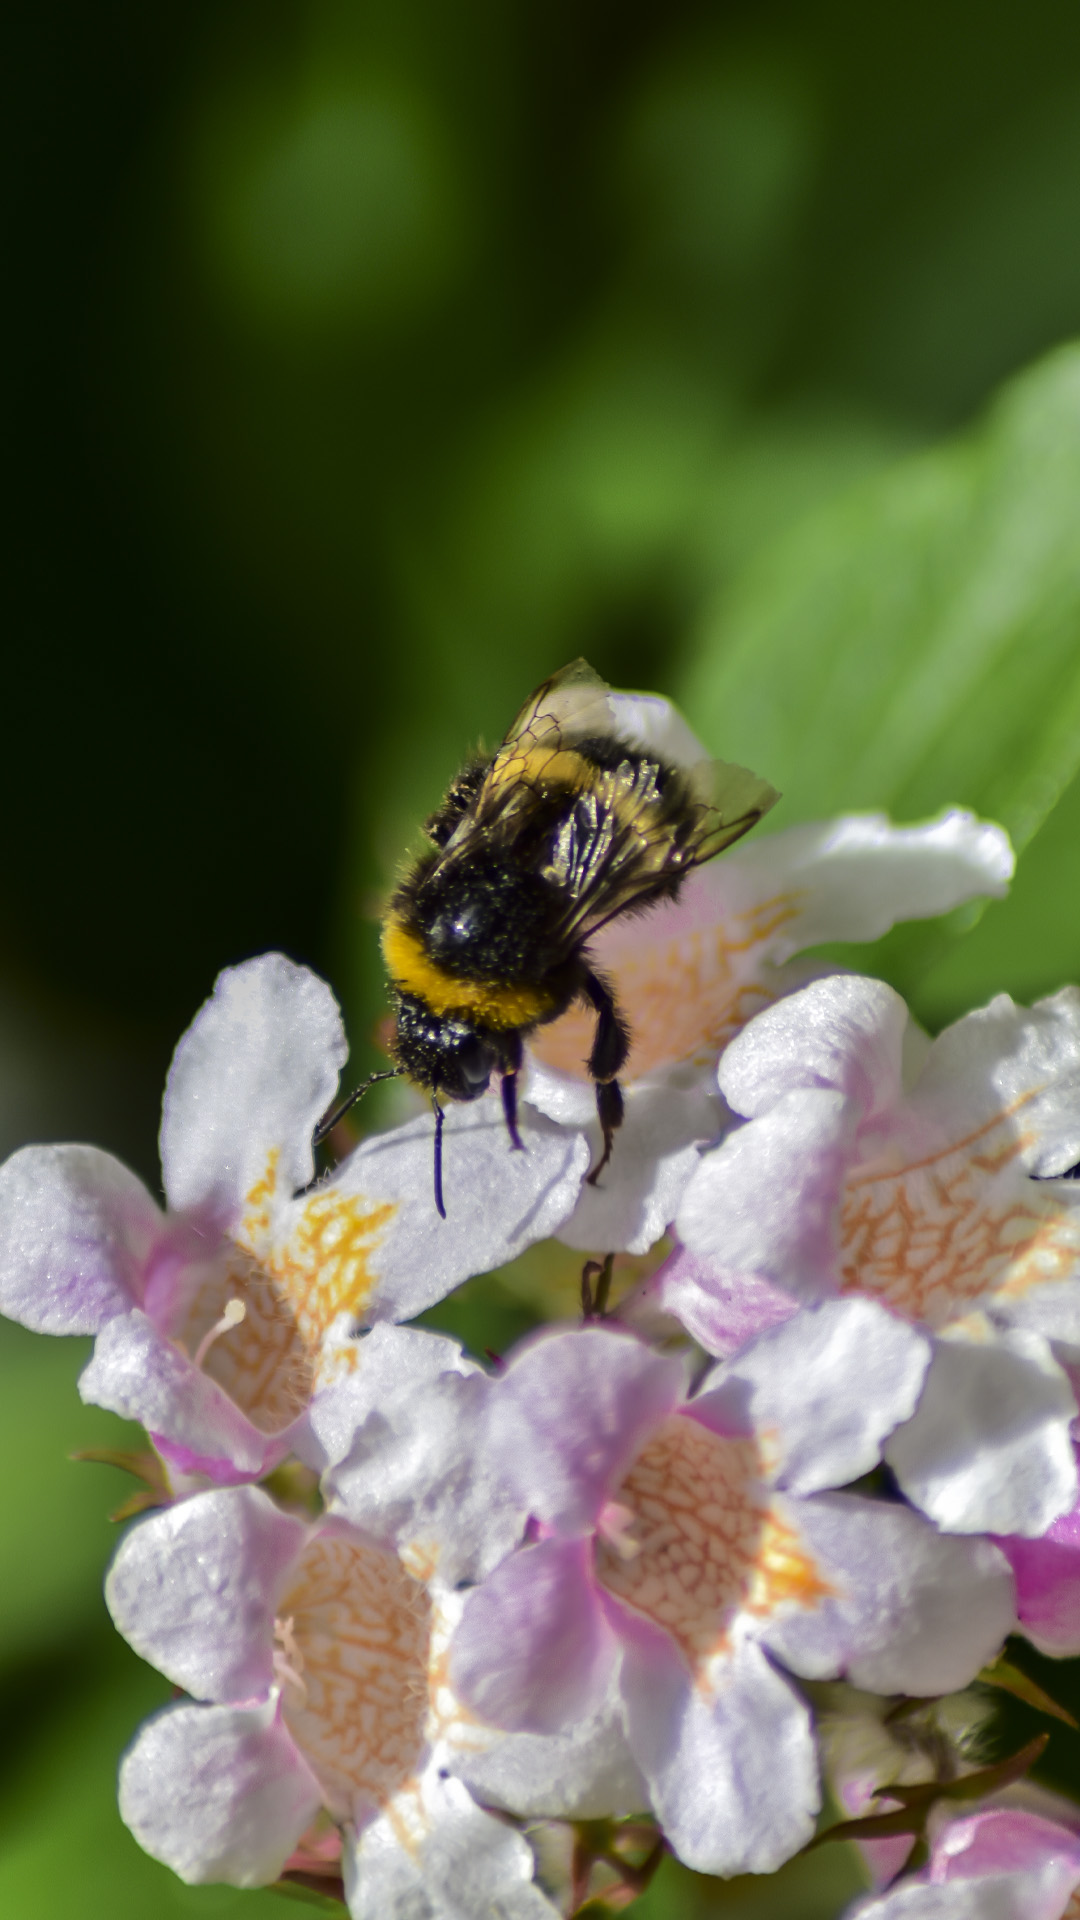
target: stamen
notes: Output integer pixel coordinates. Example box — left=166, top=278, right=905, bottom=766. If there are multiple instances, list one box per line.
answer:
left=597, top=1500, right=642, bottom=1560
left=192, top=1296, right=247, bottom=1369
left=273, top=1615, right=308, bottom=1701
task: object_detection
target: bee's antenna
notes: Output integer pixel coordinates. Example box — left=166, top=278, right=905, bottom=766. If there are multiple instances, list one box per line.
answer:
left=432, top=1093, right=447, bottom=1220
left=313, top=1069, right=402, bottom=1146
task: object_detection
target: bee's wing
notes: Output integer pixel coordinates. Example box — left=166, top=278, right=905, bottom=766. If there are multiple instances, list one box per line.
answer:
left=544, top=754, right=780, bottom=944
left=489, top=657, right=613, bottom=770
left=439, top=660, right=614, bottom=853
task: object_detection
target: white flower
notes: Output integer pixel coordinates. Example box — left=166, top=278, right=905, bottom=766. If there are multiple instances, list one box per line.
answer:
left=106, top=1481, right=560, bottom=1920
left=0, top=954, right=588, bottom=1481
left=673, top=974, right=1080, bottom=1536
left=449, top=1304, right=1013, bottom=1879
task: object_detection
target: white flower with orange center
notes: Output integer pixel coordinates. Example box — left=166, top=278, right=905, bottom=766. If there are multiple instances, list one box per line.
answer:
left=448, top=1309, right=1014, bottom=1880
left=0, top=954, right=588, bottom=1483
left=106, top=1482, right=562, bottom=1919
left=519, top=711, right=1014, bottom=1254
left=672, top=973, right=1080, bottom=1537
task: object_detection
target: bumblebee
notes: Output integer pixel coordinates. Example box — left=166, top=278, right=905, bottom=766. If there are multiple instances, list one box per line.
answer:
left=319, top=660, right=778, bottom=1215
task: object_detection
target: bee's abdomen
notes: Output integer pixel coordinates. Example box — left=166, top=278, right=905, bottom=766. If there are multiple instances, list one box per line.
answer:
left=381, top=916, right=558, bottom=1030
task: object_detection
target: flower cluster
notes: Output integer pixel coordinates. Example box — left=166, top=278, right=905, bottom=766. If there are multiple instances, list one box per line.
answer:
left=5, top=686, right=1080, bottom=1919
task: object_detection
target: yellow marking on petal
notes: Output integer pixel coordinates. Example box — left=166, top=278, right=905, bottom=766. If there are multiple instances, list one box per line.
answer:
left=840, top=1095, right=1080, bottom=1329
left=1062, top=1889, right=1080, bottom=1919
left=596, top=1415, right=828, bottom=1680
left=382, top=916, right=556, bottom=1030
left=174, top=1152, right=395, bottom=1434
left=533, top=893, right=802, bottom=1080
left=277, top=1531, right=432, bottom=1818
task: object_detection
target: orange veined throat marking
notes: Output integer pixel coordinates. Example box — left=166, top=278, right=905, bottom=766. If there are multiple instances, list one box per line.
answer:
left=274, top=1531, right=433, bottom=1817
left=381, top=915, right=557, bottom=1030
left=595, top=1414, right=830, bottom=1680
left=175, top=1149, right=396, bottom=1435
left=533, top=891, right=802, bottom=1080
left=839, top=1099, right=1080, bottom=1329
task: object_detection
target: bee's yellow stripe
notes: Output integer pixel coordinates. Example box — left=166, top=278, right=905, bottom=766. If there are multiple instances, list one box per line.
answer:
left=381, top=918, right=556, bottom=1030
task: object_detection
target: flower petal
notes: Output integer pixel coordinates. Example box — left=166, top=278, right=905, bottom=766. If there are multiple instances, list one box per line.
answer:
left=317, top=1325, right=522, bottom=1585
left=909, top=986, right=1080, bottom=1180
left=697, top=1299, right=931, bottom=1493
left=620, top=1625, right=818, bottom=1876
left=161, top=954, right=347, bottom=1225
left=0, top=1143, right=160, bottom=1333
left=106, top=1486, right=305, bottom=1700
left=329, top=1096, right=590, bottom=1324
left=491, top=1325, right=686, bottom=1533
left=718, top=973, right=908, bottom=1121
left=346, top=1769, right=558, bottom=1920
left=119, top=1698, right=321, bottom=1887
left=850, top=1809, right=1080, bottom=1920
left=641, top=1242, right=801, bottom=1357
left=884, top=1329, right=1078, bottom=1536
left=719, top=809, right=1014, bottom=968
left=851, top=1875, right=1067, bottom=1918
left=451, top=1682, right=648, bottom=1821
left=553, top=1079, right=721, bottom=1255
left=760, top=1492, right=1016, bottom=1696
left=78, top=1307, right=291, bottom=1481
left=996, top=1499, right=1080, bottom=1656
left=676, top=1087, right=853, bottom=1303
left=450, top=1536, right=616, bottom=1736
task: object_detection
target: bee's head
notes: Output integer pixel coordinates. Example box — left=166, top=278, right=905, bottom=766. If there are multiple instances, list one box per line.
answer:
left=391, top=993, right=497, bottom=1102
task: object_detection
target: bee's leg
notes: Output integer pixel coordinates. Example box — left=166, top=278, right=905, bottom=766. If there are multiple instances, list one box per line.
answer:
left=500, top=1072, right=525, bottom=1152
left=589, top=1079, right=624, bottom=1185
left=498, top=1031, right=525, bottom=1152
left=581, top=969, right=630, bottom=1186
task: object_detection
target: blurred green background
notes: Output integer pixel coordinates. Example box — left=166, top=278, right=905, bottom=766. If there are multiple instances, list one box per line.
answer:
left=11, top=0, right=1080, bottom=1912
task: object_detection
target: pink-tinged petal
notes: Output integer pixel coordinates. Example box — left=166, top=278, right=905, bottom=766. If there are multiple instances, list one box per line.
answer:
left=643, top=1243, right=801, bottom=1357
left=328, top=1097, right=590, bottom=1324
left=719, top=810, right=1013, bottom=968
left=491, top=1325, right=686, bottom=1533
left=697, top=1299, right=931, bottom=1494
left=119, top=1698, right=321, bottom=1888
left=450, top=1537, right=616, bottom=1736
left=78, top=1308, right=291, bottom=1481
left=719, top=974, right=908, bottom=1122
left=554, top=1080, right=721, bottom=1255
left=996, top=1499, right=1080, bottom=1656
left=936, top=1810, right=1080, bottom=1882
left=161, top=954, right=347, bottom=1226
left=317, top=1326, right=522, bottom=1585
left=884, top=1331, right=1078, bottom=1537
left=347, top=1769, right=559, bottom=1920
left=676, top=1087, right=853, bottom=1301
left=760, top=1493, right=1015, bottom=1697
left=851, top=1810, right=1080, bottom=1919
left=619, top=1624, right=818, bottom=1876
left=0, top=1143, right=160, bottom=1333
left=452, top=1683, right=648, bottom=1821
left=851, top=1876, right=1067, bottom=1917
left=106, top=1486, right=305, bottom=1700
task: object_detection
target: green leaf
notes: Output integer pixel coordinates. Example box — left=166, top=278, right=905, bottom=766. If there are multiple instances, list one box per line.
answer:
left=680, top=343, right=1080, bottom=1011
left=978, top=1656, right=1080, bottom=1729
